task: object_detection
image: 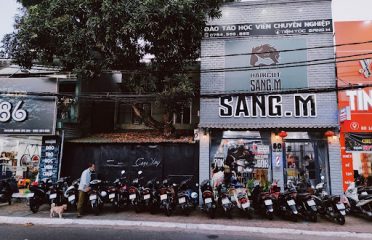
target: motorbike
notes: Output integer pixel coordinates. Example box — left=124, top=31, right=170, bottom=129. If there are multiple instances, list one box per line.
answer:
left=158, top=178, right=176, bottom=216
left=64, top=178, right=80, bottom=210
left=113, top=170, right=130, bottom=211
left=200, top=179, right=217, bottom=219
left=275, top=183, right=299, bottom=222
left=141, top=178, right=158, bottom=213
left=252, top=184, right=275, bottom=220
left=216, top=182, right=234, bottom=218
left=0, top=178, right=18, bottom=205
left=49, top=176, right=70, bottom=206
left=28, top=178, right=53, bottom=213
left=313, top=179, right=347, bottom=225
left=175, top=177, right=198, bottom=216
left=128, top=170, right=144, bottom=213
left=230, top=180, right=253, bottom=218
left=345, top=182, right=372, bottom=220
left=294, top=180, right=318, bottom=222
left=88, top=179, right=107, bottom=215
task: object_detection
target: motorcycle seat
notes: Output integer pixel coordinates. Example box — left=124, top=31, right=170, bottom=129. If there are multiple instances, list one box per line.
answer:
left=297, top=193, right=310, bottom=199
left=358, top=194, right=372, bottom=200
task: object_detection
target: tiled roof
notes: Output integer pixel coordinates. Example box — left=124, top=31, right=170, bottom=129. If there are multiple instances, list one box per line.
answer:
left=67, top=131, right=195, bottom=144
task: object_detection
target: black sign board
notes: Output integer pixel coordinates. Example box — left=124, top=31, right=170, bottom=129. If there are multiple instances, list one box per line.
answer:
left=203, top=19, right=332, bottom=38
left=345, top=133, right=372, bottom=152
left=39, top=136, right=61, bottom=182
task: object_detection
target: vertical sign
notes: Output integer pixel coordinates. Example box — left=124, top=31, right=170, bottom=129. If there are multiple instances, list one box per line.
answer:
left=39, top=136, right=61, bottom=182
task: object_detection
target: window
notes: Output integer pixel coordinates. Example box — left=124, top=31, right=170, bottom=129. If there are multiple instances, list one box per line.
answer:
left=118, top=103, right=151, bottom=125
left=173, top=103, right=192, bottom=124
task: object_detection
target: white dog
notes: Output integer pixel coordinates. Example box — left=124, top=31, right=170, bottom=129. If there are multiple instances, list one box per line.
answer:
left=50, top=203, right=67, bottom=218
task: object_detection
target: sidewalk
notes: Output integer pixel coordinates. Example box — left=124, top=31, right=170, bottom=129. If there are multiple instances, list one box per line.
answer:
left=0, top=201, right=371, bottom=238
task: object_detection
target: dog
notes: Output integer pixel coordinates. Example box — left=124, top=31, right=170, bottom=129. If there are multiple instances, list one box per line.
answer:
left=50, top=203, right=67, bottom=218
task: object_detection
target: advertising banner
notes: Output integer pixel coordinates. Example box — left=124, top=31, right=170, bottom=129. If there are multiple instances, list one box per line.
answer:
left=39, top=136, right=61, bottom=183
left=0, top=78, right=57, bottom=135
left=335, top=21, right=372, bottom=190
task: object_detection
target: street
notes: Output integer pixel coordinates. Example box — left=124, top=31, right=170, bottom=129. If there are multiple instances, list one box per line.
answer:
left=0, top=223, right=367, bottom=240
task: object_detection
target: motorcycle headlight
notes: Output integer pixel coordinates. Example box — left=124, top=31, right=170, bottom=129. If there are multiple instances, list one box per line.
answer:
left=101, top=191, right=107, bottom=197
left=191, top=192, right=198, bottom=199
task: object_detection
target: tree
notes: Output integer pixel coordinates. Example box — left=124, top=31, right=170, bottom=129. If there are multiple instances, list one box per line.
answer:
left=3, top=0, right=229, bottom=136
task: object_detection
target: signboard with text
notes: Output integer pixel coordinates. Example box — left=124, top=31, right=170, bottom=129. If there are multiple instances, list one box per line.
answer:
left=0, top=78, right=57, bottom=135
left=39, top=136, right=61, bottom=183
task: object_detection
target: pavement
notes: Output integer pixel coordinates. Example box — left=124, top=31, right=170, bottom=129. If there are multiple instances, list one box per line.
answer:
left=0, top=199, right=371, bottom=239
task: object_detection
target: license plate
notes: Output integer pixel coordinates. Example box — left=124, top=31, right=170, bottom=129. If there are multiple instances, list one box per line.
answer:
left=144, top=194, right=150, bottom=200
left=264, top=199, right=273, bottom=205
left=205, top=198, right=212, bottom=204
left=222, top=198, right=230, bottom=205
left=336, top=203, right=345, bottom=210
left=160, top=194, right=167, bottom=200
left=109, top=193, right=115, bottom=199
left=129, top=194, right=136, bottom=200
left=49, top=193, right=57, bottom=199
left=89, top=195, right=97, bottom=200
left=179, top=197, right=186, bottom=204
left=242, top=202, right=250, bottom=209
left=362, top=191, right=367, bottom=195
left=27, top=193, right=34, bottom=198
left=68, top=195, right=75, bottom=201
left=287, top=200, right=295, bottom=206
left=307, top=200, right=316, bottom=206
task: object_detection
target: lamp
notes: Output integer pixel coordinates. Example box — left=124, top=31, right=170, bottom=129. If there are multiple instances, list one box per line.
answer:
left=278, top=131, right=288, bottom=138
left=324, top=130, right=335, bottom=138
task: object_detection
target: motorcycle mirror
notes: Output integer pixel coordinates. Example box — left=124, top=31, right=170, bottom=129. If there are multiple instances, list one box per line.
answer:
left=121, top=170, right=126, bottom=175
left=195, top=183, right=199, bottom=187
left=172, top=183, right=177, bottom=187
left=138, top=170, right=143, bottom=175
left=321, top=175, right=325, bottom=180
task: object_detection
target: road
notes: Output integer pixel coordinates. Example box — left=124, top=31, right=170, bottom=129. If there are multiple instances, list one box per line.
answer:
left=0, top=224, right=367, bottom=240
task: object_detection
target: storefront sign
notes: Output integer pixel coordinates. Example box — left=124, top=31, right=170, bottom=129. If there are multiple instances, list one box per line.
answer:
left=219, top=94, right=316, bottom=118
left=0, top=78, right=57, bottom=135
left=345, top=133, right=372, bottom=152
left=39, top=136, right=61, bottom=182
left=225, top=39, right=307, bottom=92
left=204, top=19, right=332, bottom=38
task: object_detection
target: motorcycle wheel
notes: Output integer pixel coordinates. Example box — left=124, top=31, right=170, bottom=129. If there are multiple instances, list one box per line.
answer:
left=134, top=205, right=141, bottom=213
left=336, top=216, right=345, bottom=225
left=267, top=212, right=274, bottom=220
left=29, top=201, right=40, bottom=213
left=165, top=204, right=172, bottom=217
left=225, top=209, right=232, bottom=219
left=208, top=209, right=216, bottom=219
left=8, top=199, right=11, bottom=205
left=93, top=206, right=100, bottom=216
left=310, top=214, right=317, bottom=222
left=291, top=214, right=298, bottom=222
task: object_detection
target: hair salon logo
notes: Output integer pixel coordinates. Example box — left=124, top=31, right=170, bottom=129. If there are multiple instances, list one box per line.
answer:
left=250, top=44, right=280, bottom=66
left=359, top=59, right=372, bottom=78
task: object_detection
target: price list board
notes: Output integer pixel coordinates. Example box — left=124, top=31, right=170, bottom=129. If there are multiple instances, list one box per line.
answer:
left=39, top=136, right=61, bottom=182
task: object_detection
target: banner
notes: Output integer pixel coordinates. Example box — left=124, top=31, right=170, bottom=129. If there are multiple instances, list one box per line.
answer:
left=39, top=136, right=61, bottom=182
left=345, top=133, right=372, bottom=152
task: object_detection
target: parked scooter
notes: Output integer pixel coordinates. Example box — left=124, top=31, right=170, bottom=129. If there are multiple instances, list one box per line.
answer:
left=216, top=182, right=234, bottom=218
left=252, top=184, right=275, bottom=220
left=313, top=179, right=347, bottom=225
left=113, top=170, right=130, bottom=211
left=158, top=178, right=176, bottom=216
left=293, top=180, right=318, bottom=222
left=345, top=182, right=372, bottom=220
left=0, top=177, right=18, bottom=205
left=49, top=176, right=70, bottom=206
left=275, top=182, right=299, bottom=222
left=200, top=179, right=217, bottom=219
left=230, top=180, right=253, bottom=218
left=175, top=177, right=198, bottom=216
left=128, top=170, right=144, bottom=213
left=28, top=178, right=53, bottom=213
left=88, top=179, right=106, bottom=215
left=64, top=178, right=80, bottom=210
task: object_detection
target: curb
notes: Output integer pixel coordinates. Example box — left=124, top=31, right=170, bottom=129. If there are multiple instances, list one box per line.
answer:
left=0, top=216, right=371, bottom=239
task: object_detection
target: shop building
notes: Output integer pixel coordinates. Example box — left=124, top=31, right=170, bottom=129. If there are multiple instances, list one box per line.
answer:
left=199, top=0, right=343, bottom=194
left=335, top=21, right=372, bottom=190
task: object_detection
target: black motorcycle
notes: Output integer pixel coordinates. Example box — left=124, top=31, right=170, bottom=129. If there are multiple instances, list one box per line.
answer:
left=49, top=176, right=70, bottom=206
left=251, top=184, right=275, bottom=220
left=128, top=170, right=144, bottom=213
left=295, top=181, right=318, bottom=222
left=88, top=179, right=106, bottom=215
left=0, top=178, right=18, bottom=205
left=200, top=179, right=217, bottom=219
left=175, top=178, right=198, bottom=216
left=158, top=178, right=176, bottom=216
left=112, top=170, right=130, bottom=211
left=28, top=178, right=53, bottom=213
left=216, top=182, right=234, bottom=218
left=64, top=178, right=80, bottom=210
left=275, top=185, right=299, bottom=222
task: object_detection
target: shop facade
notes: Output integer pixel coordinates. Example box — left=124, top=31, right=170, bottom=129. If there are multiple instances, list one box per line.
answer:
left=335, top=21, right=372, bottom=190
left=199, top=0, right=343, bottom=194
left=0, top=77, right=61, bottom=183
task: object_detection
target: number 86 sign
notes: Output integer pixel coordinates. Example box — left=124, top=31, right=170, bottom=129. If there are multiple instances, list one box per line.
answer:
left=0, top=100, right=27, bottom=122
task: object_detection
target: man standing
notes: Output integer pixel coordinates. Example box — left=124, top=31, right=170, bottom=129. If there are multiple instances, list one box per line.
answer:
left=77, top=163, right=95, bottom=218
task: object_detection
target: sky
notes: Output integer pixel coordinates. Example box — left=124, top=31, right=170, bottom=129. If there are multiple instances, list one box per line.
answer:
left=0, top=0, right=372, bottom=45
